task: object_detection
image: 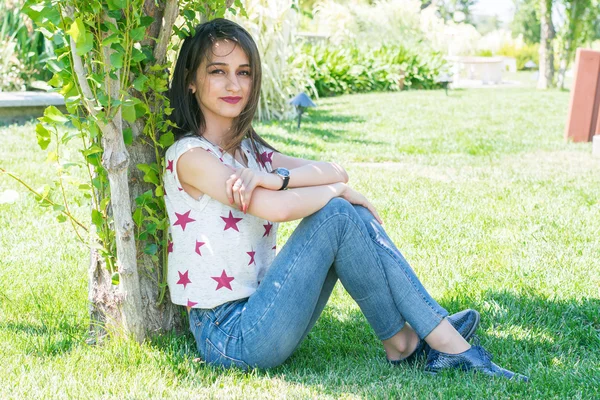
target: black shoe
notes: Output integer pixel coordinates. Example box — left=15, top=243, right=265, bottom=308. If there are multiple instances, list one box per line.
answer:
left=425, top=343, right=529, bottom=382
left=388, top=309, right=480, bottom=365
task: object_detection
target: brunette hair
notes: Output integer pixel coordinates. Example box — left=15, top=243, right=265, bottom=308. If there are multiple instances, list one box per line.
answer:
left=167, top=18, right=277, bottom=167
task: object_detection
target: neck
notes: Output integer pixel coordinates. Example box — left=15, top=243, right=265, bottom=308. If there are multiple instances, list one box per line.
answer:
left=199, top=109, right=235, bottom=147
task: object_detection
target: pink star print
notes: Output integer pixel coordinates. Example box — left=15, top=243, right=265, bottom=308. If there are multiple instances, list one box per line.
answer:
left=221, top=210, right=243, bottom=232
left=167, top=240, right=173, bottom=253
left=177, top=270, right=191, bottom=289
left=260, top=151, right=273, bottom=165
left=195, top=240, right=205, bottom=256
left=212, top=270, right=235, bottom=291
left=187, top=299, right=198, bottom=307
left=166, top=159, right=173, bottom=173
left=263, top=221, right=273, bottom=237
left=174, top=210, right=195, bottom=231
left=247, top=250, right=256, bottom=266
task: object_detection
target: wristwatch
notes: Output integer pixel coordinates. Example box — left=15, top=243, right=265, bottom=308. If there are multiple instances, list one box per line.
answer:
left=272, top=167, right=290, bottom=190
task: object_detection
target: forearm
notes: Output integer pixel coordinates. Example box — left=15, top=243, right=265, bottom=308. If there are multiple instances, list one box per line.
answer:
left=289, top=162, right=348, bottom=187
left=280, top=182, right=347, bottom=221
left=261, top=162, right=348, bottom=191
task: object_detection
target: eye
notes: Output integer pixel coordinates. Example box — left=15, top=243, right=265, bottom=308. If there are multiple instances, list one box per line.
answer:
left=239, top=70, right=251, bottom=76
left=209, top=69, right=225, bottom=74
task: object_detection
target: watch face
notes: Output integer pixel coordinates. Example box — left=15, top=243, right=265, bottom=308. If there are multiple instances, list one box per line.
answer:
left=276, top=168, right=290, bottom=177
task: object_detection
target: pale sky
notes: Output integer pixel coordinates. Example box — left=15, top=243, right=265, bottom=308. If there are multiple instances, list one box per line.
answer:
left=471, top=0, right=516, bottom=24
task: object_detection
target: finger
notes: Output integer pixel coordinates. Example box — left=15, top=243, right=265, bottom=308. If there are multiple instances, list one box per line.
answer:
left=233, top=179, right=243, bottom=209
left=242, top=176, right=258, bottom=213
left=367, top=204, right=383, bottom=225
left=238, top=170, right=255, bottom=212
left=226, top=175, right=237, bottom=204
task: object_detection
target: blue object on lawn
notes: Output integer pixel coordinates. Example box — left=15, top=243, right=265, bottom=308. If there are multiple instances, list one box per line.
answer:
left=289, top=92, right=316, bottom=129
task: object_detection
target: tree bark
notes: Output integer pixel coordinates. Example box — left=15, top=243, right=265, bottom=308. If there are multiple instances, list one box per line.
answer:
left=538, top=0, right=555, bottom=89
left=85, top=1, right=185, bottom=343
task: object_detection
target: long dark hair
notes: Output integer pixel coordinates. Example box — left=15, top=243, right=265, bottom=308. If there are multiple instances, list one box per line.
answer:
left=167, top=18, right=277, bottom=168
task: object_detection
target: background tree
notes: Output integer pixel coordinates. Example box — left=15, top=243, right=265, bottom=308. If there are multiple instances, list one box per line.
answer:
left=511, top=0, right=541, bottom=44
left=538, top=0, right=555, bottom=88
left=555, top=0, right=599, bottom=89
left=17, top=0, right=243, bottom=343
left=433, top=0, right=478, bottom=25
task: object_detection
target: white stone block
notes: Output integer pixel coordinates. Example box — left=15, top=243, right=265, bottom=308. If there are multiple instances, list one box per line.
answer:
left=593, top=135, right=600, bottom=157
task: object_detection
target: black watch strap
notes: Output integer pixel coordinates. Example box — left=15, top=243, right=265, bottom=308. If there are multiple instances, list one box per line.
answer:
left=279, top=175, right=290, bottom=191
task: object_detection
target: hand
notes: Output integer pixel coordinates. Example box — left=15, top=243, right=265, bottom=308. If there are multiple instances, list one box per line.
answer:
left=225, top=168, right=269, bottom=213
left=340, top=186, right=384, bottom=225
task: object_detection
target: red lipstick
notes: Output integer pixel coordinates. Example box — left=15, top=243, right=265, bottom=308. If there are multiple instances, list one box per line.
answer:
left=221, top=97, right=242, bottom=104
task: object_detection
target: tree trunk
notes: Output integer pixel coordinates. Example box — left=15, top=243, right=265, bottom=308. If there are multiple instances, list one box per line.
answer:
left=538, top=0, right=555, bottom=89
left=86, top=0, right=185, bottom=343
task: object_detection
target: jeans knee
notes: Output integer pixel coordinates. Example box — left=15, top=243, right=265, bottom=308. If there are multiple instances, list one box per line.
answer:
left=324, top=197, right=353, bottom=212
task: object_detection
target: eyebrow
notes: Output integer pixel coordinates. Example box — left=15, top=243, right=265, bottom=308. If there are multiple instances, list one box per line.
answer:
left=206, top=62, right=251, bottom=68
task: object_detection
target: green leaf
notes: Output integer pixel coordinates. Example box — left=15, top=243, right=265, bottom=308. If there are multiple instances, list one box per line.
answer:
left=78, top=184, right=92, bottom=191
left=135, top=190, right=153, bottom=206
left=92, top=209, right=104, bottom=227
left=100, top=197, right=110, bottom=211
left=133, top=207, right=143, bottom=227
left=82, top=144, right=103, bottom=157
left=46, top=151, right=58, bottom=163
left=130, top=27, right=146, bottom=41
left=132, top=75, right=148, bottom=91
left=66, top=18, right=93, bottom=56
left=131, top=47, right=147, bottom=63
left=158, top=132, right=174, bottom=148
left=111, top=272, right=119, bottom=286
left=155, top=185, right=164, bottom=197
left=110, top=52, right=123, bottom=69
left=102, top=33, right=120, bottom=46
left=142, top=170, right=159, bottom=185
left=91, top=176, right=102, bottom=190
left=35, top=124, right=51, bottom=150
left=144, top=243, right=158, bottom=255
left=106, top=0, right=127, bottom=10
left=183, top=9, right=196, bottom=20
left=123, top=128, right=133, bottom=145
left=121, top=102, right=136, bottom=123
left=146, top=223, right=157, bottom=235
left=41, top=106, right=68, bottom=123
left=56, top=214, right=67, bottom=223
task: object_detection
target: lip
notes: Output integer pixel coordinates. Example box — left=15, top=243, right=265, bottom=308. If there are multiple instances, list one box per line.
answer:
left=220, top=97, right=242, bottom=104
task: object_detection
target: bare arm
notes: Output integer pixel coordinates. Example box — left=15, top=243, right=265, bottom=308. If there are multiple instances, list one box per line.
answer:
left=271, top=152, right=348, bottom=187
left=177, top=148, right=347, bottom=223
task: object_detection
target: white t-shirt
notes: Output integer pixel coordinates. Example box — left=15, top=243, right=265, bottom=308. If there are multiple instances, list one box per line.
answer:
left=163, top=134, right=278, bottom=309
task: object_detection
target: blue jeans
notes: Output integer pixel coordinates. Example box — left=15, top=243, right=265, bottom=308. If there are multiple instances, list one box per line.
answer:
left=188, top=198, right=448, bottom=370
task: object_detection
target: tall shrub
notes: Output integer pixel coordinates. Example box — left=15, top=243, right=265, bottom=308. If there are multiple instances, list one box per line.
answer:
left=228, top=0, right=312, bottom=121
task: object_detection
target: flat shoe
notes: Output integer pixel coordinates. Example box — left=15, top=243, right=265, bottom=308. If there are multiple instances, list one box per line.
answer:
left=388, top=308, right=480, bottom=365
left=425, top=344, right=529, bottom=382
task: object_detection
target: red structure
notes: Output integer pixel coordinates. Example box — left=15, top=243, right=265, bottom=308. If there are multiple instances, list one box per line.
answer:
left=565, top=49, right=600, bottom=142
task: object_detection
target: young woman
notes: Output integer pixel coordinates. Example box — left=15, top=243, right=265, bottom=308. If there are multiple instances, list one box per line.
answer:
left=163, top=18, right=527, bottom=381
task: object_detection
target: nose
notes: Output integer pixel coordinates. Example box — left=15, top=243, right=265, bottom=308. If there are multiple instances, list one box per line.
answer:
left=226, top=73, right=241, bottom=92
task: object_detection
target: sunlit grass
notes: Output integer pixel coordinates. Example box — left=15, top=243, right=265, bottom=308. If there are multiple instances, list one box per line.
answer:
left=1, top=82, right=599, bottom=398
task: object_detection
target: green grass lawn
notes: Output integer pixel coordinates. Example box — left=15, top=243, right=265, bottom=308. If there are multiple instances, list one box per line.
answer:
left=1, top=84, right=599, bottom=399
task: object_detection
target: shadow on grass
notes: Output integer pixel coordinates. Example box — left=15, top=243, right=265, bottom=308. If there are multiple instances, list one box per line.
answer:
left=0, top=318, right=85, bottom=356
left=147, top=289, right=599, bottom=397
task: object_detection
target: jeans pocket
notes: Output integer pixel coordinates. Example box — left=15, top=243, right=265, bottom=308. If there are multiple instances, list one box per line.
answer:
left=204, top=338, right=250, bottom=371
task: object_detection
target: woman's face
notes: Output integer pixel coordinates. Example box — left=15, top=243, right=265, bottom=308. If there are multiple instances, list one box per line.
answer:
left=190, top=39, right=252, bottom=123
